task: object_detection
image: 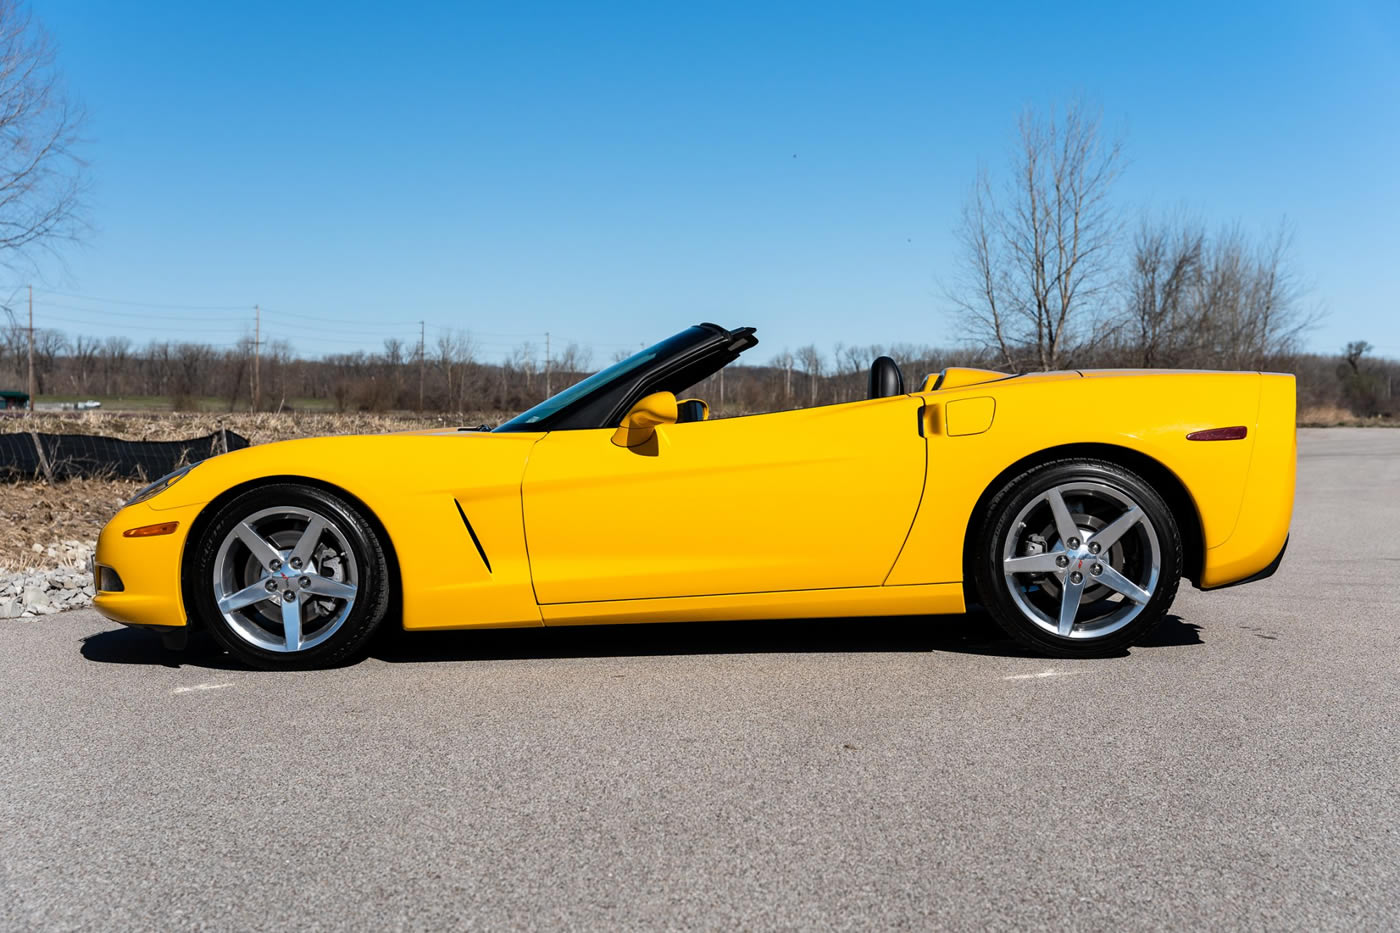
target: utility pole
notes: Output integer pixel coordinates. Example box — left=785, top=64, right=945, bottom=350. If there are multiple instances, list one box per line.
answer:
left=418, top=320, right=426, bottom=413
left=26, top=284, right=35, bottom=411
left=252, top=305, right=261, bottom=411
left=544, top=331, right=551, bottom=397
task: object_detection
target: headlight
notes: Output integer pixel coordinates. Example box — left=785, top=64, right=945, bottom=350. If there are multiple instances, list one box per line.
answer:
left=126, top=463, right=199, bottom=506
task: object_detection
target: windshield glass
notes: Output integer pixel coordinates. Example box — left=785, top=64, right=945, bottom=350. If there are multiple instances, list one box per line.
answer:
left=494, top=332, right=685, bottom=431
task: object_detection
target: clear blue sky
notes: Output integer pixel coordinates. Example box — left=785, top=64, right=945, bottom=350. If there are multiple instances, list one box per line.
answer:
left=20, top=0, right=1400, bottom=365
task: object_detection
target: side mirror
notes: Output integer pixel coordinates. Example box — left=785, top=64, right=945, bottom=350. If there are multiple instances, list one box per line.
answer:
left=612, top=391, right=678, bottom=447
left=676, top=398, right=710, bottom=423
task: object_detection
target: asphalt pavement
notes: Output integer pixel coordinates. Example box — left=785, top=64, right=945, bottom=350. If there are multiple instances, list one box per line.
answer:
left=2, top=428, right=1397, bottom=930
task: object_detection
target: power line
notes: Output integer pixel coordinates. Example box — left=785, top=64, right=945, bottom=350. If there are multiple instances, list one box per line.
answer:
left=35, top=301, right=244, bottom=322
left=38, top=313, right=252, bottom=333
left=32, top=288, right=249, bottom=311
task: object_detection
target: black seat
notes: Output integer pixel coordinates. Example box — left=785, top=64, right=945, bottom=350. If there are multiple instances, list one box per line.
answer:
left=867, top=356, right=904, bottom=399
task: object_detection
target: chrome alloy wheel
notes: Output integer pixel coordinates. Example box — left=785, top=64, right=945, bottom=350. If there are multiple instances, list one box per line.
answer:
left=211, top=506, right=359, bottom=653
left=1000, top=482, right=1161, bottom=640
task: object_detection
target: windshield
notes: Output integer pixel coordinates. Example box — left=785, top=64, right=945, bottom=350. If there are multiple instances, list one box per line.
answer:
left=493, top=323, right=754, bottom=432
left=495, top=334, right=675, bottom=430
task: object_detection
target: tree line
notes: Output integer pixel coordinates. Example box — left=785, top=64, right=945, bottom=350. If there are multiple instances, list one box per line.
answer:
left=0, top=318, right=1394, bottom=420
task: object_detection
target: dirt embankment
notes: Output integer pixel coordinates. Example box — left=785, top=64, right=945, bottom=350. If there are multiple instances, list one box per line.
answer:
left=2, top=410, right=511, bottom=445
left=0, top=410, right=513, bottom=572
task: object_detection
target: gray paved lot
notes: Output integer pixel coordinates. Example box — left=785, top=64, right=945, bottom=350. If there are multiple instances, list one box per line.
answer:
left=2, top=428, right=1398, bottom=930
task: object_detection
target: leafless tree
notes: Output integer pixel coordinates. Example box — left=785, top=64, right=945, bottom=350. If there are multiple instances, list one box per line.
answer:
left=795, top=344, right=824, bottom=406
left=435, top=331, right=473, bottom=409
left=1188, top=223, right=1313, bottom=369
left=66, top=332, right=98, bottom=392
left=1342, top=340, right=1372, bottom=374
left=98, top=335, right=129, bottom=395
left=0, top=1, right=86, bottom=264
left=772, top=349, right=794, bottom=403
left=950, top=101, right=1123, bottom=370
left=28, top=324, right=61, bottom=390
left=1125, top=218, right=1205, bottom=367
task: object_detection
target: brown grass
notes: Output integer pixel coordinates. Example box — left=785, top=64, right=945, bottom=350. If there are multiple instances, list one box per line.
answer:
left=0, top=476, right=140, bottom=571
left=2, top=410, right=513, bottom=445
left=0, top=410, right=513, bottom=571
left=1297, top=405, right=1399, bottom=427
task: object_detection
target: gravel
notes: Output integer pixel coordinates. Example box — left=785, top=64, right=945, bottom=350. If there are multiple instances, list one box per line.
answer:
left=0, top=540, right=96, bottom=617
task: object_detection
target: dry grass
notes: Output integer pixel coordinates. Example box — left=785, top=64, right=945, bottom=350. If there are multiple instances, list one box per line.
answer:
left=0, top=410, right=515, bottom=571
left=1297, top=405, right=1399, bottom=427
left=0, top=476, right=140, bottom=571
left=2, top=409, right=513, bottom=445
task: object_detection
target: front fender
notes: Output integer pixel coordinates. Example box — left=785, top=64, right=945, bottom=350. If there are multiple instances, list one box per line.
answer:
left=105, top=431, right=546, bottom=631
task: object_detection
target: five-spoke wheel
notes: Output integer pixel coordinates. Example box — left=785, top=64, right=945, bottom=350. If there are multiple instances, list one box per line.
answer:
left=975, top=460, right=1181, bottom=656
left=189, top=484, right=390, bottom=669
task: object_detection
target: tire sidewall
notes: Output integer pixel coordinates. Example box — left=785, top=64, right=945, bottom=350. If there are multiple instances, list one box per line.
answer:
left=187, top=483, right=390, bottom=669
left=975, top=460, right=1182, bottom=657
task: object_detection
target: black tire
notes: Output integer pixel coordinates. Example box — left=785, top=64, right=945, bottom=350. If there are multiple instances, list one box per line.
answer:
left=973, top=459, right=1182, bottom=657
left=186, top=483, right=392, bottom=670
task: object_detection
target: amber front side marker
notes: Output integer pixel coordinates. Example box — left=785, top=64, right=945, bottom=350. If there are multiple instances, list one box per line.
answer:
left=122, top=521, right=179, bottom=538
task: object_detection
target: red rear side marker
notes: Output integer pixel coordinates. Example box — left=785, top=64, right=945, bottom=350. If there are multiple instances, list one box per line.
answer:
left=1186, top=426, right=1248, bottom=441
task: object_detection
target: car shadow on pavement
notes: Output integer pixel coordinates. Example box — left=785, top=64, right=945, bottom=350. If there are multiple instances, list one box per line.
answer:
left=370, top=612, right=1204, bottom=664
left=79, top=613, right=1203, bottom=669
left=79, top=629, right=247, bottom=670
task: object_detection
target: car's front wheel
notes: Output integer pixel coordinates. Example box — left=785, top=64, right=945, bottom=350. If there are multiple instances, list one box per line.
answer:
left=973, top=459, right=1182, bottom=657
left=187, top=483, right=391, bottom=669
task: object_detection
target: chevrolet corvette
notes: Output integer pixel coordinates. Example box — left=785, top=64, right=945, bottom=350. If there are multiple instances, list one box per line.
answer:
left=93, top=323, right=1295, bottom=668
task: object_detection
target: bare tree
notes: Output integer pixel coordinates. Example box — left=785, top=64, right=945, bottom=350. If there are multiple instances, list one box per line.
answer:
left=0, top=1, right=86, bottom=263
left=1189, top=223, right=1312, bottom=369
left=796, top=344, right=824, bottom=406
left=67, top=332, right=98, bottom=392
left=950, top=101, right=1123, bottom=370
left=435, top=331, right=473, bottom=410
left=29, top=323, right=61, bottom=390
left=1125, top=218, right=1205, bottom=367
left=1342, top=340, right=1372, bottom=374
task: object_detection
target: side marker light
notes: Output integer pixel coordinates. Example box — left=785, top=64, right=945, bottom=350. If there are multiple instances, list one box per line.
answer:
left=1186, top=426, right=1248, bottom=441
left=123, top=521, right=180, bottom=538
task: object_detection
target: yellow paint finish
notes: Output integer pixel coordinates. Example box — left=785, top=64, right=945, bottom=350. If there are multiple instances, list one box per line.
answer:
left=922, top=367, right=1012, bottom=392
left=945, top=397, right=996, bottom=436
left=99, top=431, right=546, bottom=630
left=888, top=370, right=1266, bottom=587
left=612, top=391, right=677, bottom=447
left=522, top=396, right=927, bottom=604
left=1200, top=373, right=1296, bottom=586
left=542, top=582, right=964, bottom=625
left=93, top=500, right=201, bottom=628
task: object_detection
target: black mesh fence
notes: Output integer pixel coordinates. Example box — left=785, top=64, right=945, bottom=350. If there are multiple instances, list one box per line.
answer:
left=0, top=431, right=249, bottom=481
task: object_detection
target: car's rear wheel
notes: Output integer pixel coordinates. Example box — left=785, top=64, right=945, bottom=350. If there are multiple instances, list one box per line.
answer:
left=973, top=459, right=1182, bottom=657
left=188, top=483, right=391, bottom=669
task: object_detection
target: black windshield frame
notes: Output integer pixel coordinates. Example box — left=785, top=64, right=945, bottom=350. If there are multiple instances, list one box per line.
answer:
left=494, top=322, right=757, bottom=432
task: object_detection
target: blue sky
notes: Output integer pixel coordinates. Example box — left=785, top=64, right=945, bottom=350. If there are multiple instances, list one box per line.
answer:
left=19, top=0, right=1400, bottom=365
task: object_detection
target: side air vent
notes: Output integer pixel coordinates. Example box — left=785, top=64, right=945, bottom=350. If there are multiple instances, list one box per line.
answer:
left=453, top=499, right=492, bottom=573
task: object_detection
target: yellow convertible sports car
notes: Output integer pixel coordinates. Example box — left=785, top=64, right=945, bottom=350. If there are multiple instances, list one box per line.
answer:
left=93, top=323, right=1295, bottom=669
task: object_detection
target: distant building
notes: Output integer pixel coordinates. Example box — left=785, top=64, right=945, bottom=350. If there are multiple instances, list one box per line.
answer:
left=1, top=390, right=30, bottom=410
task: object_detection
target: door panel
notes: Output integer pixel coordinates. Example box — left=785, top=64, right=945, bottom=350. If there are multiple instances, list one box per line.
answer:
left=522, top=396, right=927, bottom=604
